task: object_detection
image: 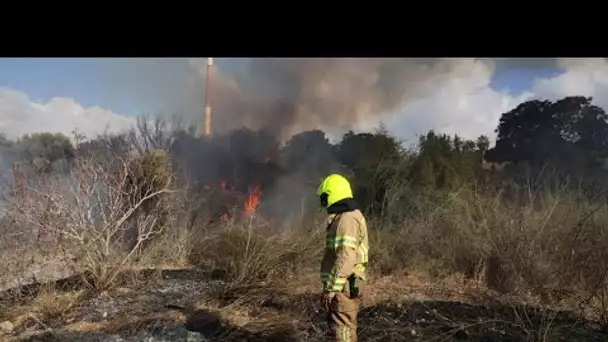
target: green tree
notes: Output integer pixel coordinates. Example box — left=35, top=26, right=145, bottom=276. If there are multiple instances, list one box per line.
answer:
left=281, top=130, right=339, bottom=178
left=15, top=132, right=74, bottom=173
left=485, top=96, right=608, bottom=170
left=410, top=130, right=486, bottom=189
left=336, top=127, right=405, bottom=213
left=18, top=132, right=74, bottom=163
left=476, top=135, right=490, bottom=154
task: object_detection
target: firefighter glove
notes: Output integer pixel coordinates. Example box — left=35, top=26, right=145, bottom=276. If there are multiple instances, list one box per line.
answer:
left=320, top=291, right=337, bottom=311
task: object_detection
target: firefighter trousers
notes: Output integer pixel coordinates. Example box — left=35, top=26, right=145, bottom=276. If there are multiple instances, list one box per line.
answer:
left=326, top=278, right=364, bottom=342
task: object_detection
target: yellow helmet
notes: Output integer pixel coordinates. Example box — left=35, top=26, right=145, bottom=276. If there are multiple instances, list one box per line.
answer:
left=316, top=174, right=353, bottom=208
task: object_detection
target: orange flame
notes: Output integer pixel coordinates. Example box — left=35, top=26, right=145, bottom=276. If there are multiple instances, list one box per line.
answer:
left=244, top=185, right=263, bottom=216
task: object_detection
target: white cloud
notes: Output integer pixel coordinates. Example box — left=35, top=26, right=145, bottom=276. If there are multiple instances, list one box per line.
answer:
left=374, top=58, right=608, bottom=146
left=0, top=88, right=135, bottom=140
left=531, top=58, right=608, bottom=109
left=359, top=59, right=525, bottom=144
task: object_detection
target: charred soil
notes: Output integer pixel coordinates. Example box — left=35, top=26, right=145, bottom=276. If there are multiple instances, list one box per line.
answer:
left=1, top=267, right=606, bottom=342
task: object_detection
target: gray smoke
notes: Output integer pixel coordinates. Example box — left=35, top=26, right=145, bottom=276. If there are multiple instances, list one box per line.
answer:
left=94, top=58, right=572, bottom=143
left=186, top=58, right=493, bottom=141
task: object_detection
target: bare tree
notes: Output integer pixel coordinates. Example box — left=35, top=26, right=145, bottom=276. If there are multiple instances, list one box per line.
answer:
left=5, top=152, right=175, bottom=292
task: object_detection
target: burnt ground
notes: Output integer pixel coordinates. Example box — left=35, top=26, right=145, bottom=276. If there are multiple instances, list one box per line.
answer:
left=0, top=267, right=607, bottom=342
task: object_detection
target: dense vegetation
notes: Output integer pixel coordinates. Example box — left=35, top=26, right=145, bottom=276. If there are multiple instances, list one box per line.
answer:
left=4, top=96, right=608, bottom=215
left=1, top=95, right=608, bottom=340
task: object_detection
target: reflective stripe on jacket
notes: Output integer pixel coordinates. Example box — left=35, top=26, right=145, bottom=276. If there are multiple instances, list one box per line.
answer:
left=320, top=209, right=369, bottom=292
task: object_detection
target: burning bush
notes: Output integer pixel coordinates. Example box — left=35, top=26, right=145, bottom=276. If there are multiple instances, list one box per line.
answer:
left=169, top=128, right=287, bottom=227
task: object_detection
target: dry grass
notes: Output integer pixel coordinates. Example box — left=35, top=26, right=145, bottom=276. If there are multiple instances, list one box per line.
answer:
left=32, top=288, right=83, bottom=320
left=0, top=285, right=85, bottom=340
left=1, top=156, right=608, bottom=340
left=1, top=265, right=605, bottom=341
left=186, top=215, right=324, bottom=284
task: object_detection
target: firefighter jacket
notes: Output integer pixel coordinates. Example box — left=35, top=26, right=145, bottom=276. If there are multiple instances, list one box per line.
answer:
left=320, top=207, right=369, bottom=293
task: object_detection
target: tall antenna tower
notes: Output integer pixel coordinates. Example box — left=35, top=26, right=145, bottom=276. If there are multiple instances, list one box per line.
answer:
left=203, top=57, right=213, bottom=138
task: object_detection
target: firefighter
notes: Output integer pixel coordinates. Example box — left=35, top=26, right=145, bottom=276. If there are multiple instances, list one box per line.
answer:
left=317, top=174, right=369, bottom=342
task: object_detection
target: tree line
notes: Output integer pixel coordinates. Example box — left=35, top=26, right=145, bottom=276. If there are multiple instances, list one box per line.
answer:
left=3, top=95, right=608, bottom=218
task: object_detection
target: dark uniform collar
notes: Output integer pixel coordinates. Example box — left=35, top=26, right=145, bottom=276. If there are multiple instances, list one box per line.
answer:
left=326, top=198, right=358, bottom=214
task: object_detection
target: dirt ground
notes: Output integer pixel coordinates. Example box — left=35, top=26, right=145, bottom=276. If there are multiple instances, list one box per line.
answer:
left=0, top=267, right=606, bottom=342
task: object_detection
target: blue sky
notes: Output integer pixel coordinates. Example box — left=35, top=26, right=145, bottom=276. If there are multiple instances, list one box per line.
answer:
left=491, top=65, right=561, bottom=94
left=0, top=58, right=127, bottom=111
left=0, top=58, right=191, bottom=115
left=0, top=58, right=561, bottom=116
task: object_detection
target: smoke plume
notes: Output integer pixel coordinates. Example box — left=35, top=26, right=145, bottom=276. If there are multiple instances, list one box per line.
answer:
left=89, top=58, right=579, bottom=143
left=187, top=58, right=505, bottom=141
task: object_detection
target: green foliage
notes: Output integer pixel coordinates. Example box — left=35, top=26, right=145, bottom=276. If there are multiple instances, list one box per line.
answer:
left=487, top=96, right=608, bottom=168
left=486, top=96, right=608, bottom=194
left=281, top=129, right=338, bottom=178
left=335, top=128, right=406, bottom=214
left=409, top=130, right=486, bottom=190
left=17, top=132, right=74, bottom=164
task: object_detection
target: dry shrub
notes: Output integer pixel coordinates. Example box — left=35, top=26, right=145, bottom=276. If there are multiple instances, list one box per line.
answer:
left=134, top=213, right=192, bottom=267
left=4, top=150, right=175, bottom=292
left=368, top=226, right=416, bottom=276
left=368, top=183, right=608, bottom=321
left=188, top=217, right=324, bottom=289
left=0, top=180, right=76, bottom=295
left=179, top=177, right=608, bottom=323
left=0, top=284, right=83, bottom=334
left=33, top=286, right=83, bottom=320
